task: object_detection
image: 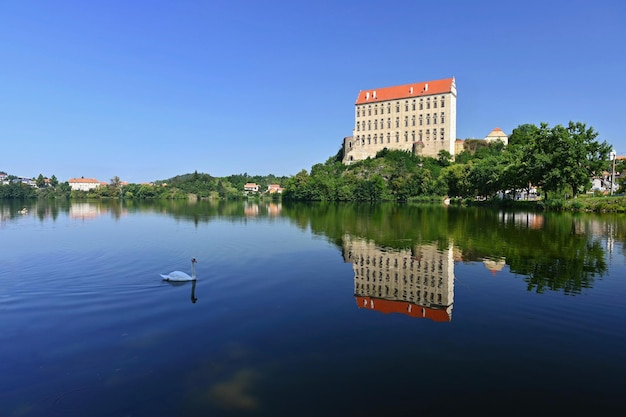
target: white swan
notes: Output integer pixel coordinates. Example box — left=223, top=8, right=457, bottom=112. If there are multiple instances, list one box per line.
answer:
left=161, top=258, right=197, bottom=281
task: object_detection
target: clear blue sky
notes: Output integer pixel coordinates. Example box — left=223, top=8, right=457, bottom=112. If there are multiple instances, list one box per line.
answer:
left=2, top=0, right=625, bottom=184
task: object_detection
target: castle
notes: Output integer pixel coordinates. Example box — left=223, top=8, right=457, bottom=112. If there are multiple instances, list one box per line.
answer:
left=343, top=77, right=457, bottom=164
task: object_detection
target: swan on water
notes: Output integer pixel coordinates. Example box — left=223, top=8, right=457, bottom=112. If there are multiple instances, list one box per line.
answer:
left=161, top=258, right=197, bottom=281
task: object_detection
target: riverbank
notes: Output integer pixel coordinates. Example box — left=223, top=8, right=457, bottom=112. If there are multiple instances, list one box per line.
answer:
left=450, top=196, right=626, bottom=213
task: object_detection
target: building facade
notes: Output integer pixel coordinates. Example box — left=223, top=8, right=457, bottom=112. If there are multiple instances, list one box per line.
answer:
left=343, top=77, right=457, bottom=164
left=343, top=235, right=455, bottom=322
left=68, top=178, right=101, bottom=191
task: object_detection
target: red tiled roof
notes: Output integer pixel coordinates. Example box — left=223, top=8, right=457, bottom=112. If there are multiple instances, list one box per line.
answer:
left=68, top=178, right=100, bottom=183
left=355, top=77, right=455, bottom=105
left=355, top=296, right=451, bottom=322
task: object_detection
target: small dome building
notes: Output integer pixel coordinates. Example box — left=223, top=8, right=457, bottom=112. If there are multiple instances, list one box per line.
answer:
left=484, top=127, right=508, bottom=146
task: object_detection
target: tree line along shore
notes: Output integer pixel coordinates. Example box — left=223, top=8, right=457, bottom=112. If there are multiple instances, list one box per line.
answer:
left=2, top=122, right=625, bottom=213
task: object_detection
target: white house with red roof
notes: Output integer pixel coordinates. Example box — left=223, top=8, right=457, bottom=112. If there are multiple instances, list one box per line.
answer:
left=68, top=177, right=102, bottom=191
left=244, top=183, right=259, bottom=192
left=267, top=184, right=283, bottom=194
left=484, top=127, right=509, bottom=146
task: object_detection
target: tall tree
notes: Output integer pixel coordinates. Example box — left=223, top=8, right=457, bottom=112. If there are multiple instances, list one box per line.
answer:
left=36, top=174, right=45, bottom=188
left=529, top=122, right=610, bottom=198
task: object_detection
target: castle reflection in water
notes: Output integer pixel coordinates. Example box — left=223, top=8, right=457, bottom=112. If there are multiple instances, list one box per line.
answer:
left=343, top=235, right=456, bottom=322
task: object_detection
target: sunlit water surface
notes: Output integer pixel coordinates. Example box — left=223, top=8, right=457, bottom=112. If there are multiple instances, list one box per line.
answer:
left=1, top=201, right=625, bottom=416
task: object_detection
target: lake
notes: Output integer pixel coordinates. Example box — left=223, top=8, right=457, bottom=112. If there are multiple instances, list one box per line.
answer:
left=1, top=200, right=625, bottom=416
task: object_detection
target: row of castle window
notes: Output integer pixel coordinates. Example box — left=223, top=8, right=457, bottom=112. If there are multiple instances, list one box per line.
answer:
left=357, top=269, right=444, bottom=288
left=354, top=128, right=445, bottom=145
left=356, top=113, right=445, bottom=131
left=357, top=254, right=444, bottom=272
left=356, top=283, right=442, bottom=304
left=356, top=97, right=446, bottom=117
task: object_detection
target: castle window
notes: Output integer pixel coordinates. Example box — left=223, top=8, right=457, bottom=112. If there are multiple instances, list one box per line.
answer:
left=381, top=118, right=384, bottom=129
left=368, top=105, right=371, bottom=116
left=387, top=103, right=391, bottom=114
left=396, top=102, right=400, bottom=112
left=419, top=130, right=423, bottom=140
left=374, top=119, right=378, bottom=129
left=395, top=132, right=399, bottom=143
left=356, top=121, right=360, bottom=131
left=440, top=128, right=444, bottom=139
left=412, top=115, right=415, bottom=126
left=441, top=113, right=445, bottom=124
left=419, top=99, right=423, bottom=110
left=387, top=133, right=391, bottom=143
left=356, top=109, right=360, bottom=117
left=387, top=118, right=391, bottom=129
left=374, top=134, right=377, bottom=144
left=405, top=101, right=408, bottom=111
left=404, top=131, right=408, bottom=142
left=404, top=116, right=408, bottom=127
left=395, top=117, right=399, bottom=128
left=412, top=100, right=416, bottom=111
left=368, top=120, right=371, bottom=130
left=433, top=115, right=437, bottom=125
left=374, top=105, right=378, bottom=115
left=426, top=114, right=430, bottom=125
left=433, top=129, right=437, bottom=139
left=433, top=100, right=437, bottom=109
left=441, top=97, right=445, bottom=108
left=367, top=135, right=371, bottom=144
left=411, top=131, right=415, bottom=141
left=419, top=115, right=423, bottom=126
left=426, top=129, right=430, bottom=140
left=427, top=98, right=430, bottom=109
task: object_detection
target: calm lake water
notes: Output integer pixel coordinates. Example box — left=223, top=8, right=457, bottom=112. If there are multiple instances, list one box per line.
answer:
left=1, top=200, right=625, bottom=416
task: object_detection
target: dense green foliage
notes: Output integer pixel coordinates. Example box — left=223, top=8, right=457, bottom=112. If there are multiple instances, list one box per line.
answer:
left=281, top=149, right=447, bottom=202
left=0, top=171, right=288, bottom=201
left=282, top=121, right=614, bottom=203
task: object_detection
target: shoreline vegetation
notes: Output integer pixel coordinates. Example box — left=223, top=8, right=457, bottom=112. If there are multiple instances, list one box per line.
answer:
left=2, top=122, right=624, bottom=213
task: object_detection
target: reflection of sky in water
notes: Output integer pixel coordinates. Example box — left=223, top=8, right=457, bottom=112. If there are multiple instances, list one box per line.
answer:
left=1, top=202, right=625, bottom=416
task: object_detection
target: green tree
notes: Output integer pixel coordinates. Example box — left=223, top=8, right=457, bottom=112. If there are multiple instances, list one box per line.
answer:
left=440, top=163, right=471, bottom=197
left=437, top=150, right=452, bottom=167
left=508, top=123, right=539, bottom=147
left=468, top=156, right=503, bottom=198
left=536, top=122, right=610, bottom=198
left=36, top=174, right=45, bottom=188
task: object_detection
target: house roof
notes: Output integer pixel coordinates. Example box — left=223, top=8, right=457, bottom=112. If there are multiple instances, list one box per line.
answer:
left=486, top=127, right=508, bottom=138
left=355, top=77, right=455, bottom=105
left=68, top=178, right=100, bottom=183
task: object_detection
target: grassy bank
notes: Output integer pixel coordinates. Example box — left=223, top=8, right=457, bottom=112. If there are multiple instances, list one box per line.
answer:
left=450, top=196, right=626, bottom=213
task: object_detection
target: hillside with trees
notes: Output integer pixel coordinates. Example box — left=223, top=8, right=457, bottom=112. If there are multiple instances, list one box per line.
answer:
left=281, top=121, right=616, bottom=203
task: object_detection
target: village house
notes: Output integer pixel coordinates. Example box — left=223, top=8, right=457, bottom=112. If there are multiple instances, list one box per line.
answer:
left=68, top=177, right=101, bottom=191
left=244, top=183, right=259, bottom=193
left=267, top=184, right=283, bottom=194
